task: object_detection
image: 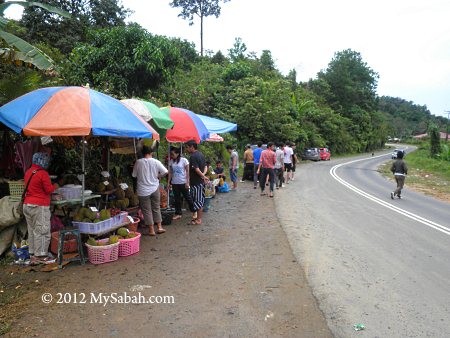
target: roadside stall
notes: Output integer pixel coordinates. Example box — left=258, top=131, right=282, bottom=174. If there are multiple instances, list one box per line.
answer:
left=0, top=86, right=158, bottom=266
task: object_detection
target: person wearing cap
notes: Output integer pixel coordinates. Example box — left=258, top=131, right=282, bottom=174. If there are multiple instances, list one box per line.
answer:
left=390, top=150, right=408, bottom=199
left=241, top=144, right=254, bottom=182
left=23, top=152, right=58, bottom=265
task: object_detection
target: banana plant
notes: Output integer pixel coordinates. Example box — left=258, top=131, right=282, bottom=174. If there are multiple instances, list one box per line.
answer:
left=0, top=1, right=70, bottom=71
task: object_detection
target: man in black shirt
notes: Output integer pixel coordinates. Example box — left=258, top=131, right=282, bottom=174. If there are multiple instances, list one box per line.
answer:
left=185, top=140, right=209, bottom=225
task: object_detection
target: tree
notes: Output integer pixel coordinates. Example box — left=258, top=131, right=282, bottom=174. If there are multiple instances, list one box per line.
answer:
left=20, top=0, right=130, bottom=55
left=317, top=49, right=379, bottom=116
left=61, top=24, right=189, bottom=98
left=429, top=124, right=441, bottom=158
left=0, top=0, right=70, bottom=71
left=228, top=37, right=246, bottom=62
left=170, top=0, right=230, bottom=56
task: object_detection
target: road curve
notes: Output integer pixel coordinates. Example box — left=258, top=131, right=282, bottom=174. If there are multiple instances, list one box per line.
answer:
left=275, top=149, right=450, bottom=338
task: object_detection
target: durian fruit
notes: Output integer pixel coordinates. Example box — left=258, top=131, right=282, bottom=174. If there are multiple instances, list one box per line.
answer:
left=73, top=214, right=83, bottom=222
left=83, top=218, right=92, bottom=223
left=130, top=195, right=139, bottom=207
left=117, top=227, right=129, bottom=237
left=127, top=232, right=137, bottom=239
left=99, top=209, right=111, bottom=221
left=97, top=182, right=106, bottom=192
left=124, top=188, right=134, bottom=199
left=86, top=237, right=97, bottom=246
left=86, top=210, right=98, bottom=221
left=79, top=207, right=90, bottom=218
left=115, top=189, right=125, bottom=199
left=109, top=235, right=119, bottom=244
left=112, top=178, right=120, bottom=189
left=93, top=219, right=101, bottom=223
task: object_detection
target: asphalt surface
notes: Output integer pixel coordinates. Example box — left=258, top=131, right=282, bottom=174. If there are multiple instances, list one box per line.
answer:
left=275, top=148, right=450, bottom=338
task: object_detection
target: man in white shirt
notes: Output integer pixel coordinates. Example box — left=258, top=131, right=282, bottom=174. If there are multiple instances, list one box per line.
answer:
left=283, top=142, right=294, bottom=184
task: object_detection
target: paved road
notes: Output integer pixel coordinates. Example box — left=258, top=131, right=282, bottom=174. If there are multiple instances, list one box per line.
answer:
left=275, top=148, right=450, bottom=338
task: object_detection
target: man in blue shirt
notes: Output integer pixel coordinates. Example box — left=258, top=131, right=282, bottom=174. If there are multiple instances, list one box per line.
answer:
left=252, top=141, right=263, bottom=189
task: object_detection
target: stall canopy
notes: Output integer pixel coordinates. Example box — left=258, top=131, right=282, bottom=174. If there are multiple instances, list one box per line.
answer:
left=121, top=99, right=174, bottom=131
left=162, top=107, right=210, bottom=143
left=196, top=114, right=237, bottom=134
left=0, top=86, right=157, bottom=138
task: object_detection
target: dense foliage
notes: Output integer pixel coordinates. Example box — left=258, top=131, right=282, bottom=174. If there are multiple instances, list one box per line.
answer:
left=1, top=1, right=448, bottom=157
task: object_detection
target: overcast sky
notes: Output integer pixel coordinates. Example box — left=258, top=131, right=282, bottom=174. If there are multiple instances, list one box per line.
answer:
left=5, top=0, right=450, bottom=118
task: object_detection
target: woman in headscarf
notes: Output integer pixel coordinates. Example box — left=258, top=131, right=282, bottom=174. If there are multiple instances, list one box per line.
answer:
left=23, top=152, right=58, bottom=265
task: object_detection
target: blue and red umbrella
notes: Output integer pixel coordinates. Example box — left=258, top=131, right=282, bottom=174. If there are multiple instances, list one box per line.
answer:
left=162, top=107, right=209, bottom=143
left=0, top=86, right=157, bottom=138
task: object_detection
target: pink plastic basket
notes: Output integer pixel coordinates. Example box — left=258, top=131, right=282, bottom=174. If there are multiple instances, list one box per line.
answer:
left=85, top=239, right=119, bottom=264
left=118, top=232, right=141, bottom=257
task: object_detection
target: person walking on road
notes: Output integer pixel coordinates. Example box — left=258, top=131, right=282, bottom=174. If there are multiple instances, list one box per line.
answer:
left=390, top=150, right=408, bottom=199
left=252, top=142, right=263, bottom=189
left=274, top=142, right=285, bottom=189
left=283, top=142, right=294, bottom=184
left=257, top=142, right=276, bottom=197
left=226, top=144, right=239, bottom=190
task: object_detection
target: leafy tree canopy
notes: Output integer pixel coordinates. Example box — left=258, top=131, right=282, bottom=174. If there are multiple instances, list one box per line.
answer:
left=20, top=0, right=130, bottom=54
left=61, top=24, right=192, bottom=98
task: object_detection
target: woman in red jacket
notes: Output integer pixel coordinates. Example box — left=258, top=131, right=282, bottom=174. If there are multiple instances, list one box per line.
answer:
left=23, top=152, right=58, bottom=264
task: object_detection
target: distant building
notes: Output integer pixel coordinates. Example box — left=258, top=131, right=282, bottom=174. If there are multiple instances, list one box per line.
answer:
left=413, top=132, right=448, bottom=139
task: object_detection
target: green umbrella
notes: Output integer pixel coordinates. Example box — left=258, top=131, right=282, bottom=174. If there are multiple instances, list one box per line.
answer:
left=121, top=99, right=174, bottom=133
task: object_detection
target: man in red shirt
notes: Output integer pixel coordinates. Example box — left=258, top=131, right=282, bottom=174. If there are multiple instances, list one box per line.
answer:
left=23, top=152, right=58, bottom=264
left=256, top=142, right=276, bottom=197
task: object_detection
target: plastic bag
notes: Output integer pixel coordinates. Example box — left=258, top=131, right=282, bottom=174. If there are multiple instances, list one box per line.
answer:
left=11, top=241, right=30, bottom=260
left=218, top=182, right=230, bottom=193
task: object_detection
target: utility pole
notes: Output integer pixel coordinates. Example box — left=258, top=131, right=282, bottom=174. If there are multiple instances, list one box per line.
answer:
left=445, top=111, right=450, bottom=142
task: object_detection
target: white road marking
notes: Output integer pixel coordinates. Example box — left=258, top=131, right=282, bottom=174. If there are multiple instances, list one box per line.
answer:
left=330, top=155, right=450, bottom=236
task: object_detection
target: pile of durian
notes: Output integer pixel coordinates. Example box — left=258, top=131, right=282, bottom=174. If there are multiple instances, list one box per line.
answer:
left=85, top=175, right=139, bottom=210
left=73, top=207, right=111, bottom=223
left=85, top=227, right=137, bottom=246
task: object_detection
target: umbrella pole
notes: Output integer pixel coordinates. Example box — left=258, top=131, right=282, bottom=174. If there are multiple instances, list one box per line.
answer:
left=82, top=137, right=86, bottom=207
left=167, top=142, right=170, bottom=207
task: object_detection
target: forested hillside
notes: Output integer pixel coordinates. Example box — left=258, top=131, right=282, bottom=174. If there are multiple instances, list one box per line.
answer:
left=378, top=96, right=447, bottom=139
left=1, top=0, right=447, bottom=153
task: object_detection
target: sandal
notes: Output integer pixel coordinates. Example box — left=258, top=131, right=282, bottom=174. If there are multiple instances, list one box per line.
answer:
left=187, top=219, right=197, bottom=225
left=172, top=215, right=182, bottom=220
left=156, top=228, right=166, bottom=234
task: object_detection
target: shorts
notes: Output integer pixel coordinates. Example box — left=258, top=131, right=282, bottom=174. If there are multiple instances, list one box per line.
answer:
left=229, top=168, right=238, bottom=182
left=284, top=163, right=292, bottom=172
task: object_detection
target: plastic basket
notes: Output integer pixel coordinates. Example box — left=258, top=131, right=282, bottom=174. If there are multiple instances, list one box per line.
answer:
left=127, top=217, right=140, bottom=232
left=73, top=218, right=112, bottom=235
left=50, top=231, right=78, bottom=254
left=85, top=239, right=119, bottom=265
left=8, top=180, right=24, bottom=198
left=57, top=187, right=82, bottom=200
left=118, top=232, right=141, bottom=257
left=72, top=212, right=128, bottom=235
